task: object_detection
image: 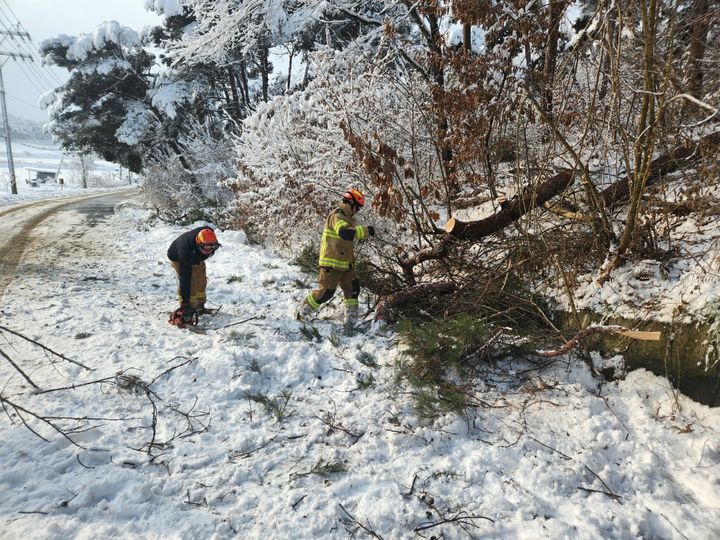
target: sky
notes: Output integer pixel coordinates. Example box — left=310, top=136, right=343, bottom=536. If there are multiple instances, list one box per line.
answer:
left=1, top=0, right=163, bottom=122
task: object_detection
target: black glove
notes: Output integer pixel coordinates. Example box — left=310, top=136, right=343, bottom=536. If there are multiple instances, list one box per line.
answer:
left=175, top=302, right=196, bottom=324
left=367, top=225, right=375, bottom=237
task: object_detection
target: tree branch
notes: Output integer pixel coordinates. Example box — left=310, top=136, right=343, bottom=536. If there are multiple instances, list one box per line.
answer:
left=0, top=325, right=93, bottom=371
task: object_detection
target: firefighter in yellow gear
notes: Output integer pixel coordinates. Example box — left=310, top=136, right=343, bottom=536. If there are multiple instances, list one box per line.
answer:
left=297, top=188, right=375, bottom=324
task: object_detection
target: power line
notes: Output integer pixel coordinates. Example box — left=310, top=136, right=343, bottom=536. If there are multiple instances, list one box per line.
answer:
left=0, top=5, right=64, bottom=88
left=13, top=60, right=45, bottom=94
left=8, top=44, right=58, bottom=90
left=0, top=1, right=62, bottom=86
left=0, top=9, right=30, bottom=52
left=9, top=48, right=48, bottom=90
left=6, top=91, right=43, bottom=108
left=0, top=133, right=55, bottom=151
left=0, top=0, right=20, bottom=22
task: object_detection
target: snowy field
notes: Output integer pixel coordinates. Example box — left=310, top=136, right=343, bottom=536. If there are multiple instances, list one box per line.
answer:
left=0, top=195, right=719, bottom=539
left=0, top=138, right=133, bottom=207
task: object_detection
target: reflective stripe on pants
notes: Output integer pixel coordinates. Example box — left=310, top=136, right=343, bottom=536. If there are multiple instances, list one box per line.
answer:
left=308, top=267, right=357, bottom=307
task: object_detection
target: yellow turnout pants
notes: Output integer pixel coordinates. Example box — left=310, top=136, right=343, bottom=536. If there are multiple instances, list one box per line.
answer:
left=305, top=267, right=359, bottom=309
left=170, top=261, right=207, bottom=308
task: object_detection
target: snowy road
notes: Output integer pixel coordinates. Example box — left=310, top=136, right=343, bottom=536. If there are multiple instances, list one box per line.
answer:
left=0, top=188, right=137, bottom=297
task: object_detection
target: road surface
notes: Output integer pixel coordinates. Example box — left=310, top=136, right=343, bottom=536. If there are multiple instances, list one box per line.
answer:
left=0, top=189, right=138, bottom=299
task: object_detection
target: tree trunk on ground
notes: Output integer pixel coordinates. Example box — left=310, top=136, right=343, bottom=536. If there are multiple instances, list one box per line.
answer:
left=396, top=129, right=720, bottom=280
left=444, top=170, right=575, bottom=238
left=599, top=131, right=720, bottom=206
left=397, top=170, right=575, bottom=281
left=375, top=282, right=456, bottom=322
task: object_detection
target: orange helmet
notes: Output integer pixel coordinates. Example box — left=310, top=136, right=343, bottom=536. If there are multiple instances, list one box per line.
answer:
left=343, top=188, right=365, bottom=207
left=195, top=228, right=220, bottom=249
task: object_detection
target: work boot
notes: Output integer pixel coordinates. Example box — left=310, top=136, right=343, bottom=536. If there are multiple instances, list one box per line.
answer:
left=296, top=302, right=314, bottom=322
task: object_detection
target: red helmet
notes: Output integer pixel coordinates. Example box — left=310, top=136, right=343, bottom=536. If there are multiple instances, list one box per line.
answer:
left=195, top=228, right=220, bottom=249
left=343, top=188, right=365, bottom=207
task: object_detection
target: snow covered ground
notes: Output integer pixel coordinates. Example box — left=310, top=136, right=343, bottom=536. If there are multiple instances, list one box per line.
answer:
left=0, top=195, right=719, bottom=539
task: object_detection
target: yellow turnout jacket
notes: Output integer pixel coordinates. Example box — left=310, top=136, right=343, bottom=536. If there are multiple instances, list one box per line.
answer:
left=319, top=202, right=370, bottom=270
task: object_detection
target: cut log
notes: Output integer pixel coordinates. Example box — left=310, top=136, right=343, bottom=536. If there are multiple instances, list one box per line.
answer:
left=442, top=132, right=720, bottom=239
left=402, top=132, right=720, bottom=279
left=444, top=170, right=575, bottom=239
left=444, top=217, right=457, bottom=233
left=536, top=325, right=661, bottom=358
left=616, top=329, right=661, bottom=341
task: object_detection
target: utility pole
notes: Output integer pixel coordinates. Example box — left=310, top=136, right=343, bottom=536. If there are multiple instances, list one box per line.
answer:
left=80, top=153, right=88, bottom=188
left=1, top=29, right=33, bottom=195
left=54, top=154, right=64, bottom=180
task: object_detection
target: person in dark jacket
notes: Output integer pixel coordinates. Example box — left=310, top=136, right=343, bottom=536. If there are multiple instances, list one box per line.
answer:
left=167, top=227, right=221, bottom=325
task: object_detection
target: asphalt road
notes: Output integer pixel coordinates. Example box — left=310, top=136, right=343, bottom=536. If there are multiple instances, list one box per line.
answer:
left=0, top=189, right=138, bottom=298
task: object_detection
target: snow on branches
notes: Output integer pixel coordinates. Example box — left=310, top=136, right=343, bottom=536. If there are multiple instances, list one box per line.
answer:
left=169, top=0, right=323, bottom=65
left=144, top=0, right=186, bottom=18
left=40, top=21, right=141, bottom=64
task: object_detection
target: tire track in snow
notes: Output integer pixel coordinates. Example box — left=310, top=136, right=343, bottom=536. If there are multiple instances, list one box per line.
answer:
left=0, top=189, right=137, bottom=298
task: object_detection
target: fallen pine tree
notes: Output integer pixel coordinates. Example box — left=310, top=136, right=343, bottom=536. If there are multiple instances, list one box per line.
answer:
left=374, top=282, right=456, bottom=322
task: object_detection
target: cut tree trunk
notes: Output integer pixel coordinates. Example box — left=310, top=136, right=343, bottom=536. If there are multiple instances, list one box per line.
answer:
left=398, top=169, right=575, bottom=279
left=441, top=131, right=720, bottom=242
left=398, top=132, right=719, bottom=280
left=536, top=325, right=661, bottom=358
left=444, top=170, right=575, bottom=239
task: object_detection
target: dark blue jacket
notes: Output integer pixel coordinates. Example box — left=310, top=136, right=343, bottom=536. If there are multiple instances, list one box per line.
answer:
left=167, top=227, right=214, bottom=303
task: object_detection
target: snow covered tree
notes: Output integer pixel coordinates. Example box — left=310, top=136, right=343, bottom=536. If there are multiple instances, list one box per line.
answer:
left=36, top=0, right=719, bottom=299
left=40, top=20, right=235, bottom=207
left=158, top=0, right=313, bottom=102
left=39, top=23, right=152, bottom=172
left=227, top=0, right=719, bottom=295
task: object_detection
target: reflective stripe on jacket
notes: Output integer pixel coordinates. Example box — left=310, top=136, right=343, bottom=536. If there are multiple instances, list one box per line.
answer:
left=319, top=202, right=369, bottom=269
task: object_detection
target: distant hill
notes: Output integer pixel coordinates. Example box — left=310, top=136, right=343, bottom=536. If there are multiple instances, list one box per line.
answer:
left=0, top=114, right=51, bottom=141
